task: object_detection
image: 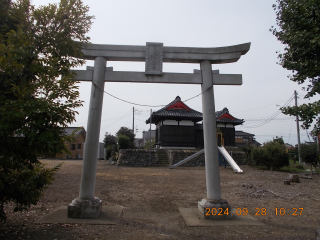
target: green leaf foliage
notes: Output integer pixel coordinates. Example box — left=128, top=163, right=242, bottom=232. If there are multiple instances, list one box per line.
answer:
left=118, top=134, right=130, bottom=150
left=300, top=143, right=319, bottom=166
left=239, top=146, right=254, bottom=165
left=116, top=127, right=135, bottom=149
left=0, top=162, right=61, bottom=222
left=252, top=140, right=289, bottom=170
left=105, top=145, right=112, bottom=159
left=144, top=138, right=155, bottom=150
left=271, top=0, right=320, bottom=132
left=0, top=0, right=93, bottom=222
left=103, top=132, right=117, bottom=148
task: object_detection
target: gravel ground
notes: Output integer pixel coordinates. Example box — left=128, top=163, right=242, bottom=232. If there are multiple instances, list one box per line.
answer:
left=0, top=160, right=319, bottom=240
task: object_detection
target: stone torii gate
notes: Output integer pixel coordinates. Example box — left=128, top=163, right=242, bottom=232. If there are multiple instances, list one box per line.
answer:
left=68, top=42, right=250, bottom=219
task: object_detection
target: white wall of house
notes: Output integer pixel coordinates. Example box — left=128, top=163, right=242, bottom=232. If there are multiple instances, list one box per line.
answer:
left=163, top=120, right=178, bottom=125
left=179, top=120, right=194, bottom=126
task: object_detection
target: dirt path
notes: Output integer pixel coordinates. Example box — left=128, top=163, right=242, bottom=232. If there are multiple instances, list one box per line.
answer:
left=0, top=160, right=319, bottom=239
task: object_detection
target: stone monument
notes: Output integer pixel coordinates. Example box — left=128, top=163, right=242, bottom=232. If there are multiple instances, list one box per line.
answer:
left=110, top=145, right=116, bottom=164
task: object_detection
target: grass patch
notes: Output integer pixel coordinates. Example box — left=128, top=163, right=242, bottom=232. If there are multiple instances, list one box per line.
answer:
left=255, top=166, right=269, bottom=171
left=279, top=165, right=306, bottom=173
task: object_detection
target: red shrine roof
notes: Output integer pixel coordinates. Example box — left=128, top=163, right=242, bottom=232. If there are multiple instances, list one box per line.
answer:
left=146, top=96, right=244, bottom=125
left=216, top=108, right=244, bottom=125
left=146, top=96, right=202, bottom=124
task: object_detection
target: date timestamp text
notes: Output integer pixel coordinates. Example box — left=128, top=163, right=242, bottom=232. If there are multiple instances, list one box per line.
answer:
left=205, top=207, right=304, bottom=217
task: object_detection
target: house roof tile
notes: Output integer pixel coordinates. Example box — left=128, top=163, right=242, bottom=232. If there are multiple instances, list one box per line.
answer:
left=64, top=127, right=86, bottom=138
left=235, top=130, right=254, bottom=137
left=146, top=96, right=203, bottom=124
left=146, top=96, right=244, bottom=125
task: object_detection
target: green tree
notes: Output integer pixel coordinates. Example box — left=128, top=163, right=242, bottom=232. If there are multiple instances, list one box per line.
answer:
left=103, top=132, right=117, bottom=148
left=252, top=140, right=289, bottom=170
left=300, top=143, right=319, bottom=175
left=0, top=0, right=93, bottom=222
left=116, top=127, right=135, bottom=148
left=274, top=137, right=284, bottom=145
left=103, top=132, right=117, bottom=158
left=144, top=138, right=155, bottom=149
left=271, top=0, right=320, bottom=133
left=118, top=134, right=130, bottom=150
left=239, top=146, right=254, bottom=165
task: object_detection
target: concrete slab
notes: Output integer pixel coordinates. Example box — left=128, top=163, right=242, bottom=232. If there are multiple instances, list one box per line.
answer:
left=36, top=205, right=124, bottom=225
left=179, top=208, right=265, bottom=227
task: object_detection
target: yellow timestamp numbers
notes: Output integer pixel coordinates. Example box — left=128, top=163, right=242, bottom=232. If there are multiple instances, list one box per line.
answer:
left=204, top=207, right=304, bottom=217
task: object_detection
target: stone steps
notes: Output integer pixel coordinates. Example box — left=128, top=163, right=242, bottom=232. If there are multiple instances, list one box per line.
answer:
left=157, top=150, right=169, bottom=166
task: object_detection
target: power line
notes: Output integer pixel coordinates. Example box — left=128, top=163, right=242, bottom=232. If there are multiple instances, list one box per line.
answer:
left=100, top=109, right=132, bottom=132
left=92, top=82, right=298, bottom=129
left=92, top=82, right=213, bottom=107
left=182, top=86, right=212, bottom=103
left=135, top=118, right=146, bottom=122
left=92, top=82, right=165, bottom=107
left=232, top=95, right=295, bottom=113
left=102, top=113, right=132, bottom=121
left=243, top=94, right=295, bottom=128
left=245, top=117, right=294, bottom=122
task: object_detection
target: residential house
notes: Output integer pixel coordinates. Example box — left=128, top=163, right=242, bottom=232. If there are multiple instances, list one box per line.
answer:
left=55, top=127, right=86, bottom=159
left=235, top=130, right=261, bottom=147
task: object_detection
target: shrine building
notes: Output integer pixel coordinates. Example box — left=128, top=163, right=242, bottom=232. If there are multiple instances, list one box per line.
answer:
left=145, top=96, right=244, bottom=149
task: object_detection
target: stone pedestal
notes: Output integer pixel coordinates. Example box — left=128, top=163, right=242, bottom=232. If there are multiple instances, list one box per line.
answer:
left=68, top=197, right=102, bottom=218
left=316, top=229, right=320, bottom=240
left=198, top=198, right=233, bottom=220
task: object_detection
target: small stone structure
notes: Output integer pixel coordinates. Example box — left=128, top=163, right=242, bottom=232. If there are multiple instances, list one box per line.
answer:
left=316, top=229, right=320, bottom=240
left=284, top=180, right=291, bottom=185
left=288, top=174, right=300, bottom=183
left=198, top=198, right=233, bottom=219
left=168, top=150, right=205, bottom=166
left=168, top=150, right=245, bottom=167
left=117, top=149, right=159, bottom=167
left=68, top=197, right=102, bottom=218
left=117, top=149, right=245, bottom=167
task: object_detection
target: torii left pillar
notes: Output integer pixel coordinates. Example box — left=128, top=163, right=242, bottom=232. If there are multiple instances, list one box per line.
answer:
left=68, top=56, right=106, bottom=218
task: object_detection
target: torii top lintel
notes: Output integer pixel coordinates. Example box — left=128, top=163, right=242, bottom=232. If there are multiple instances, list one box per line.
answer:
left=80, top=42, right=251, bottom=64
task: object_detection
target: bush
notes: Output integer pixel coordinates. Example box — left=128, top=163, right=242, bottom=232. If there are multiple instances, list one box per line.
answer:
left=239, top=146, right=254, bottom=166
left=0, top=161, right=61, bottom=222
left=300, top=143, right=318, bottom=167
left=144, top=139, right=155, bottom=150
left=103, top=133, right=117, bottom=149
left=118, top=134, right=130, bottom=150
left=106, top=145, right=112, bottom=159
left=116, top=127, right=135, bottom=149
left=251, top=140, right=289, bottom=170
left=296, top=164, right=304, bottom=169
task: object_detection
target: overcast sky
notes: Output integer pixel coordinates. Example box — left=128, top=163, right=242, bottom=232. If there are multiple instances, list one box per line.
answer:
left=33, top=0, right=319, bottom=146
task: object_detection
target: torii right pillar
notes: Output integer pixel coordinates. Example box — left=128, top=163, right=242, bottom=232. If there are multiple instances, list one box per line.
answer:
left=198, top=60, right=233, bottom=219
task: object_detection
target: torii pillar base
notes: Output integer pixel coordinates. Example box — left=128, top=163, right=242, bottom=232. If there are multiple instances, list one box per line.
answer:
left=68, top=197, right=102, bottom=218
left=198, top=198, right=233, bottom=220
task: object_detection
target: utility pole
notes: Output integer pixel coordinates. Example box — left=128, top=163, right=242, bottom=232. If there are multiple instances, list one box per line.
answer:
left=132, top=107, right=134, bottom=132
left=149, top=109, right=152, bottom=166
left=295, top=90, right=302, bottom=164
